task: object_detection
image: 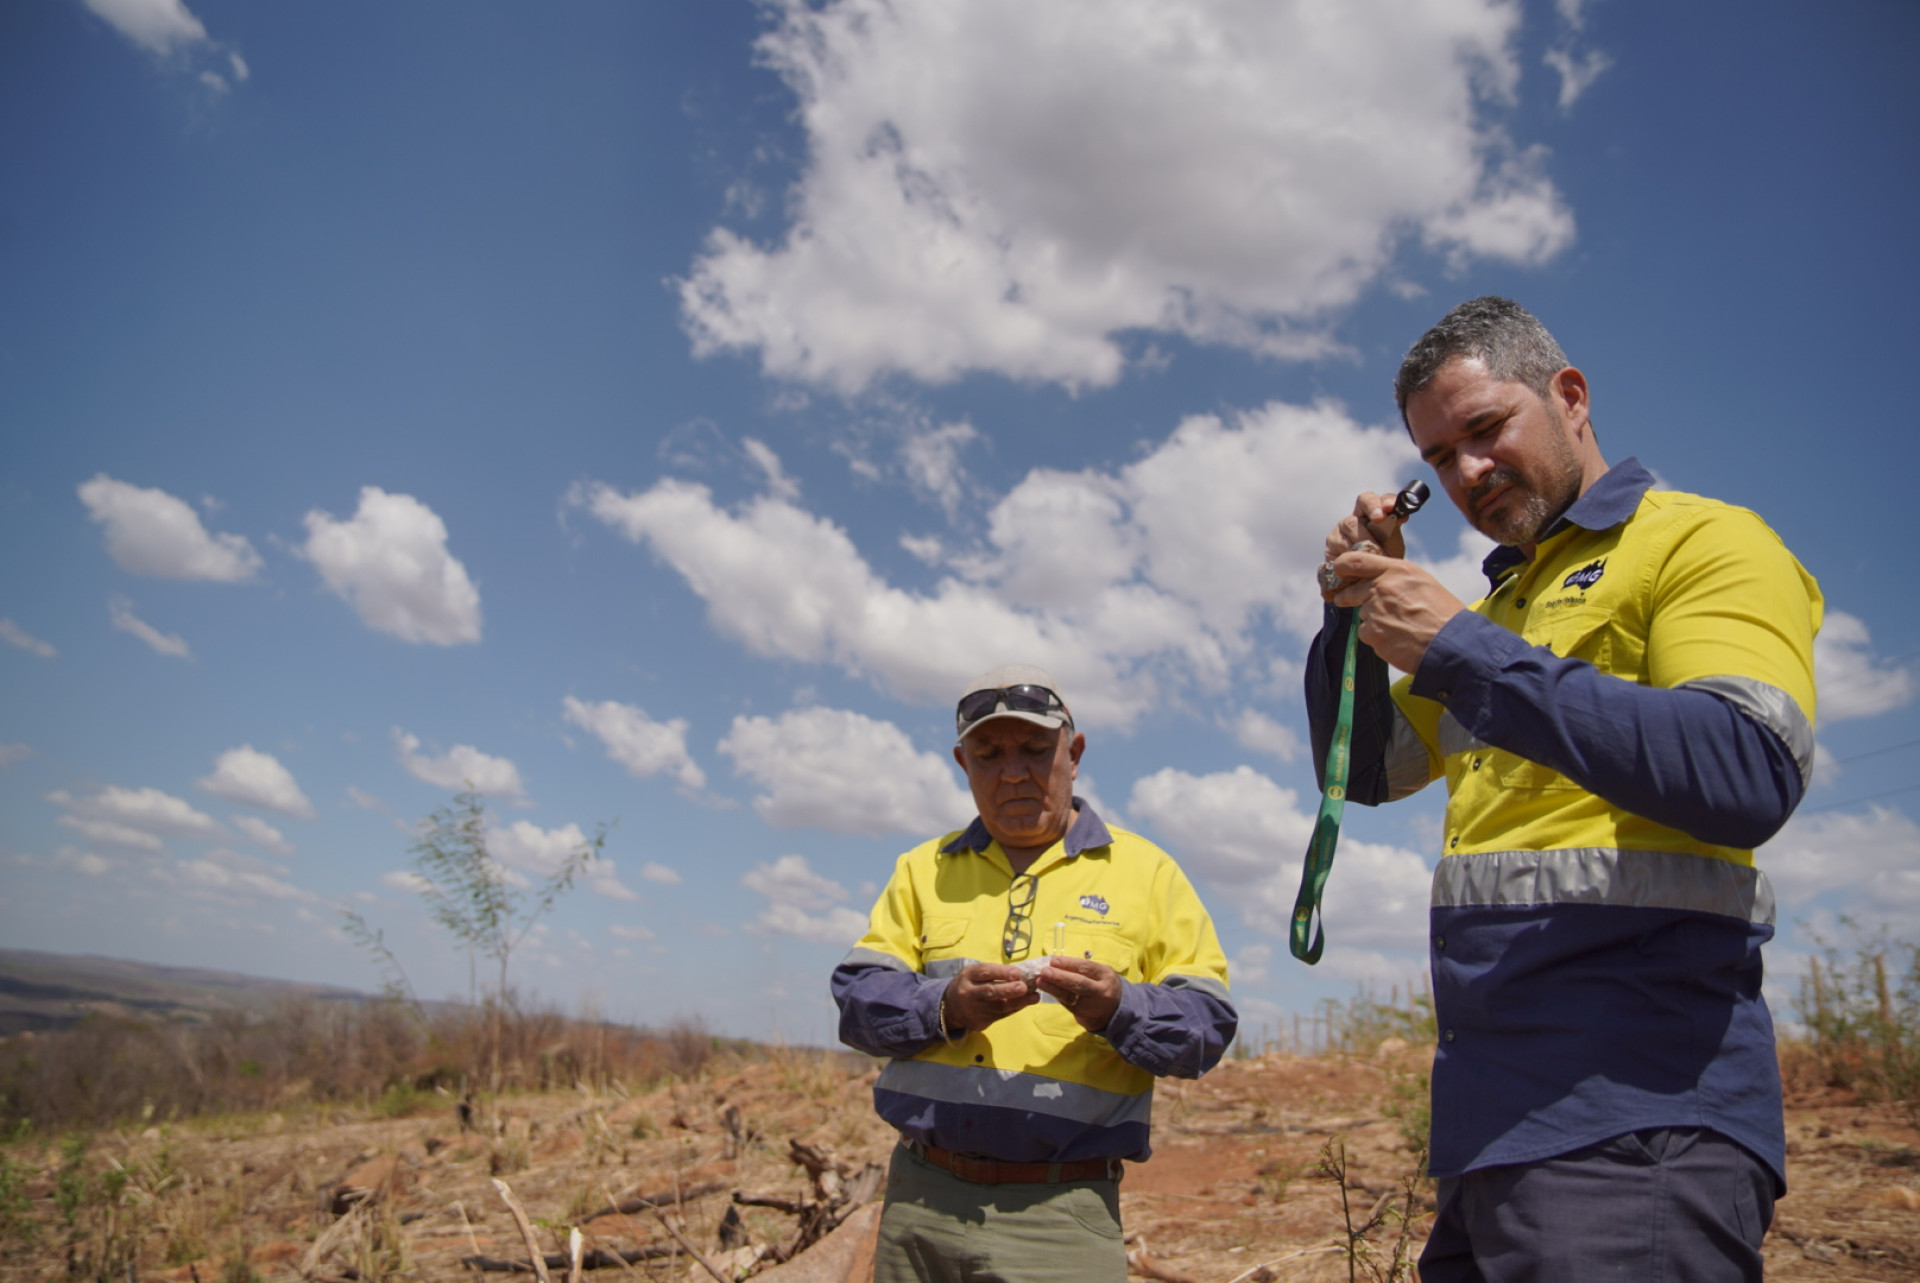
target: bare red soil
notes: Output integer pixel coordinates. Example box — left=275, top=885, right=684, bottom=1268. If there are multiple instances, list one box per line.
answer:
left=3, top=1045, right=1914, bottom=1282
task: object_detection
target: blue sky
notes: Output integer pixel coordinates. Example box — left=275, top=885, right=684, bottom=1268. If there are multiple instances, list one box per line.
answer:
left=3, top=0, right=1917, bottom=1047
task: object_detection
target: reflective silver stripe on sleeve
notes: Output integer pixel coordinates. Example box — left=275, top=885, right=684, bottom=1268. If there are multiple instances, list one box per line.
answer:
left=1159, top=972, right=1231, bottom=1006
left=924, top=957, right=976, bottom=981
left=876, top=1058, right=1154, bottom=1128
left=1385, top=705, right=1438, bottom=801
left=1679, top=675, right=1816, bottom=789
left=840, top=946, right=912, bottom=972
left=1432, top=847, right=1774, bottom=925
left=1436, top=712, right=1485, bottom=762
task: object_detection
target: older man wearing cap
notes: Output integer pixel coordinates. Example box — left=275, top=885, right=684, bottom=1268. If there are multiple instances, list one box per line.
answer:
left=832, top=665, right=1237, bottom=1283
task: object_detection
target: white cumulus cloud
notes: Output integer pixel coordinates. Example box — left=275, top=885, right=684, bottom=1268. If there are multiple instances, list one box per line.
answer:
left=1233, top=942, right=1274, bottom=986
left=303, top=488, right=482, bottom=645
left=742, top=853, right=849, bottom=911
left=230, top=814, right=294, bottom=857
left=393, top=729, right=525, bottom=799
left=1230, top=710, right=1302, bottom=764
left=576, top=398, right=1426, bottom=727
left=381, top=870, right=434, bottom=895
left=57, top=816, right=164, bottom=853
left=55, top=847, right=113, bottom=877
left=80, top=0, right=208, bottom=55
left=749, top=902, right=871, bottom=946
left=1128, top=765, right=1432, bottom=955
left=488, top=819, right=635, bottom=901
left=1761, top=805, right=1920, bottom=930
left=78, top=475, right=261, bottom=582
left=680, top=0, right=1572, bottom=392
left=1814, top=610, right=1917, bottom=724
left=174, top=853, right=315, bottom=903
left=79, top=0, right=249, bottom=94
left=640, top=862, right=684, bottom=886
left=108, top=596, right=192, bottom=659
left=562, top=697, right=706, bottom=791
left=741, top=854, right=871, bottom=945
left=49, top=784, right=227, bottom=843
left=197, top=745, right=316, bottom=819
left=719, top=707, right=973, bottom=837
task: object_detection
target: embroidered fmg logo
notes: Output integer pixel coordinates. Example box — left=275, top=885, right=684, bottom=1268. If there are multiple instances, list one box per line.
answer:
left=1079, top=894, right=1110, bottom=916
left=1563, top=559, right=1607, bottom=591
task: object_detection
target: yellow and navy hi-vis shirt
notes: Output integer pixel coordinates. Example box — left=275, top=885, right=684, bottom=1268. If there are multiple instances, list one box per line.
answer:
left=1309, top=459, right=1820, bottom=1186
left=831, top=800, right=1235, bottom=1164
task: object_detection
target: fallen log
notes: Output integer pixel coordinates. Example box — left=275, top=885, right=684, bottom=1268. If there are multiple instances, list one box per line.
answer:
left=576, top=1180, right=728, bottom=1221
left=734, top=1190, right=810, bottom=1215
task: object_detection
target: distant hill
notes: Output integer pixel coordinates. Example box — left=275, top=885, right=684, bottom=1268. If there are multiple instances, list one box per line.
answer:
left=0, top=948, right=369, bottom=1035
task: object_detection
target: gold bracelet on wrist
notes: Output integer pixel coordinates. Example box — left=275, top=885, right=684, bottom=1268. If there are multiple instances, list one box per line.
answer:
left=937, top=993, right=961, bottom=1042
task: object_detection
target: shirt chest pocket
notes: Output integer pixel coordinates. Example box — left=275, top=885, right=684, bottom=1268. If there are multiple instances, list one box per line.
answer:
left=1052, top=923, right=1138, bottom=981
left=1520, top=605, right=1611, bottom=666
left=918, top=916, right=973, bottom=973
left=1488, top=607, right=1613, bottom=792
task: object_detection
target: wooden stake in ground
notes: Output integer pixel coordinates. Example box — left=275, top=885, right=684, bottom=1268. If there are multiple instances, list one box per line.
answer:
left=490, top=1178, right=554, bottom=1283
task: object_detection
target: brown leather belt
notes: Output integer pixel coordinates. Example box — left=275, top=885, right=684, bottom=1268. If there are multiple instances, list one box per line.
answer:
left=905, top=1141, right=1124, bottom=1186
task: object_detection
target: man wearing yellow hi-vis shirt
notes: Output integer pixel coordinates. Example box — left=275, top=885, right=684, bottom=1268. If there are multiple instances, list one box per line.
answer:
left=833, top=664, right=1236, bottom=1283
left=1310, top=297, right=1821, bottom=1281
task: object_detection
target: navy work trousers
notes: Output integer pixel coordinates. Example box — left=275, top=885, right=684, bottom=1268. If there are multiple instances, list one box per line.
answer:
left=1419, top=1128, right=1776, bottom=1283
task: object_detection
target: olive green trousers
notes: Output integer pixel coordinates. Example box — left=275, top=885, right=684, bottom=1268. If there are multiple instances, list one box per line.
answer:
left=872, top=1145, right=1127, bottom=1283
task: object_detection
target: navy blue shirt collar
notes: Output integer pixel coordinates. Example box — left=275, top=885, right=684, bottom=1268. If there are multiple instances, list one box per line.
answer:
left=1481, top=457, right=1653, bottom=588
left=939, top=796, right=1112, bottom=858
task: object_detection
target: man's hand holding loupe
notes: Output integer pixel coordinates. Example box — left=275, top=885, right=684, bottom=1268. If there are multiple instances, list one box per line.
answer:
left=1318, top=481, right=1468, bottom=675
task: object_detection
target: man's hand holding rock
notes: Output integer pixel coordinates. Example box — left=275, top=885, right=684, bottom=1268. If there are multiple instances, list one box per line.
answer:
left=942, top=962, right=1040, bottom=1034
left=1037, top=955, right=1122, bottom=1033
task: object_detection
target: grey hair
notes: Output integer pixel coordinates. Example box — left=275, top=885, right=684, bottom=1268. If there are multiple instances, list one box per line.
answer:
left=1393, top=297, right=1569, bottom=425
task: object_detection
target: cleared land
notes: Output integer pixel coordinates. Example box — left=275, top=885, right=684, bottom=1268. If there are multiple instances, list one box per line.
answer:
left=2, top=1039, right=1915, bottom=1282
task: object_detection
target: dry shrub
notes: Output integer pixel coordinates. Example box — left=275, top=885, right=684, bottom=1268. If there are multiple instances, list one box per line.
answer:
left=0, top=1000, right=756, bottom=1135
left=1788, top=923, right=1920, bottom=1119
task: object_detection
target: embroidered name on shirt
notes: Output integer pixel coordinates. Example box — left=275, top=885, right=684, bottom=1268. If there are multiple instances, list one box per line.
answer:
left=1563, top=559, right=1607, bottom=591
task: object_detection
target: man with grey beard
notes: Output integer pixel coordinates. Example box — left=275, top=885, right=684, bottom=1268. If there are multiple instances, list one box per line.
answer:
left=1306, top=297, right=1822, bottom=1280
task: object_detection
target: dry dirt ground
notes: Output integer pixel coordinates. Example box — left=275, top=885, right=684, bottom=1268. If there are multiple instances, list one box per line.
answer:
left=4, top=1045, right=1916, bottom=1282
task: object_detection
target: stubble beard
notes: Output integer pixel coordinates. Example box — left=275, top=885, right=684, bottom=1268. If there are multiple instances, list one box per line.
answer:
left=1469, top=433, right=1585, bottom=547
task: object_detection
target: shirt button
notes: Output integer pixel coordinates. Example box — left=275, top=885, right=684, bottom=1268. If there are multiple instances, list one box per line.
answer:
left=1436, top=690, right=1450, bottom=703
left=1449, top=836, right=1459, bottom=849
left=1444, top=1029, right=1456, bottom=1042
left=1470, top=757, right=1482, bottom=771
left=1515, top=596, right=1528, bottom=608
left=1435, top=936, right=1445, bottom=951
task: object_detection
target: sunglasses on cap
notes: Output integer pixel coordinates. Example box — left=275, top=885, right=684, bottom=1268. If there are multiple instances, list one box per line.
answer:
left=955, top=684, right=1071, bottom=737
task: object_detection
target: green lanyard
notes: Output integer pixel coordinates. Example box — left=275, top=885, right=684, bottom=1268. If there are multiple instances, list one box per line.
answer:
left=1291, top=481, right=1426, bottom=965
left=1290, top=612, right=1358, bottom=965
